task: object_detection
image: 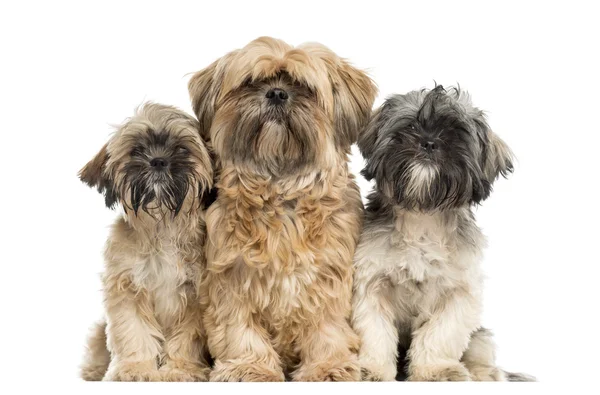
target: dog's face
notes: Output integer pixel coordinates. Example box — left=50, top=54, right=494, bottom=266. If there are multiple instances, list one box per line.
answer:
left=189, top=37, right=377, bottom=177
left=211, top=71, right=326, bottom=176
left=359, top=86, right=513, bottom=211
left=79, top=103, right=213, bottom=218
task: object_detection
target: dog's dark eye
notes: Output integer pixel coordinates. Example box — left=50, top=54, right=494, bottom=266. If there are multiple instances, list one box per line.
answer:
left=291, top=79, right=304, bottom=89
left=177, top=146, right=189, bottom=155
left=242, top=77, right=255, bottom=88
left=130, top=147, right=143, bottom=157
left=452, top=127, right=470, bottom=137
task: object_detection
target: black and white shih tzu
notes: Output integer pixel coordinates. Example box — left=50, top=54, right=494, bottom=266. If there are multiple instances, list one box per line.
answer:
left=351, top=85, right=533, bottom=381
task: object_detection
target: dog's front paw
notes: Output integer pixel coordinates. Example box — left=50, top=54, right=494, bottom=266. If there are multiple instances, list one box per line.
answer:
left=104, top=360, right=161, bottom=382
left=293, top=356, right=361, bottom=382
left=159, top=361, right=210, bottom=382
left=409, top=363, right=472, bottom=382
left=358, top=357, right=397, bottom=381
left=210, top=359, right=284, bottom=382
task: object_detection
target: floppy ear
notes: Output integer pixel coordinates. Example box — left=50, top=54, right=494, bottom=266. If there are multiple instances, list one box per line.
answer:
left=357, top=107, right=385, bottom=181
left=482, top=126, right=514, bottom=183
left=194, top=145, right=217, bottom=209
left=330, top=60, right=377, bottom=147
left=359, top=105, right=390, bottom=159
left=473, top=117, right=514, bottom=201
left=78, top=143, right=118, bottom=209
left=188, top=53, right=234, bottom=140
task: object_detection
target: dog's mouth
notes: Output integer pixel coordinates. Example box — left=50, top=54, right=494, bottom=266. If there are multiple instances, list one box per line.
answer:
left=225, top=95, right=320, bottom=175
left=262, top=106, right=288, bottom=124
left=415, top=155, right=436, bottom=164
left=123, top=171, right=196, bottom=217
left=148, top=170, right=171, bottom=183
left=391, top=156, right=482, bottom=211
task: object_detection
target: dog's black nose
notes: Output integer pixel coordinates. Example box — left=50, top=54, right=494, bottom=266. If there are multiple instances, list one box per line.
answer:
left=421, top=141, right=436, bottom=152
left=265, top=88, right=288, bottom=104
left=150, top=157, right=168, bottom=168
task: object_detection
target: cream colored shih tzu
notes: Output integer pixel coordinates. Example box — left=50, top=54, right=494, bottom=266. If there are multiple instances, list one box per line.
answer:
left=79, top=103, right=215, bottom=381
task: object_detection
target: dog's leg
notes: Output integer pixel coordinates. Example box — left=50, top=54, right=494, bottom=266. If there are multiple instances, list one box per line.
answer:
left=160, top=297, right=211, bottom=382
left=103, top=280, right=163, bottom=382
left=352, top=277, right=399, bottom=381
left=290, top=199, right=362, bottom=382
left=461, top=328, right=506, bottom=381
left=407, top=290, right=480, bottom=381
left=292, top=313, right=361, bottom=382
left=205, top=295, right=285, bottom=382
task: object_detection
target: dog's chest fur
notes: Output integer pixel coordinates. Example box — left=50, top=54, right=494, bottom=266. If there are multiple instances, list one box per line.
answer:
left=108, top=217, right=204, bottom=328
left=131, top=243, right=188, bottom=325
left=206, top=167, right=361, bottom=346
left=226, top=194, right=330, bottom=311
left=355, top=207, right=484, bottom=318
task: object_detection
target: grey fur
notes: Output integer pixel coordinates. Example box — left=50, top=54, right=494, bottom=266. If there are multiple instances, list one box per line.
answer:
left=352, top=86, right=533, bottom=381
left=359, top=85, right=513, bottom=212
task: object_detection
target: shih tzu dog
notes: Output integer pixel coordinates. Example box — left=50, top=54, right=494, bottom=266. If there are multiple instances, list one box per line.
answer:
left=352, top=86, right=530, bottom=381
left=188, top=37, right=377, bottom=381
left=79, top=103, right=215, bottom=381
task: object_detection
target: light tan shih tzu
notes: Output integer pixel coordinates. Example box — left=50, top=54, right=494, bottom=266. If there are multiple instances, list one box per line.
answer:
left=79, top=103, right=215, bottom=381
left=188, top=36, right=377, bottom=381
left=352, top=86, right=534, bottom=381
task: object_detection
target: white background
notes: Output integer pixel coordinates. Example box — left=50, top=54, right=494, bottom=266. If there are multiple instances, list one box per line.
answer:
left=1, top=0, right=598, bottom=393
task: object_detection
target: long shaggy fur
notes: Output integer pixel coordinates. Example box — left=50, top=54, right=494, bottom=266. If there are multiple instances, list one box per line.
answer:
left=80, top=321, right=111, bottom=381
left=79, top=103, right=215, bottom=381
left=188, top=36, right=377, bottom=381
left=352, top=86, right=532, bottom=381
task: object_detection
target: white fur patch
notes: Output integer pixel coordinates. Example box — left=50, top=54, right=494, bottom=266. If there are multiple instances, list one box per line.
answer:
left=131, top=244, right=186, bottom=327
left=405, top=162, right=438, bottom=200
left=352, top=208, right=486, bottom=380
